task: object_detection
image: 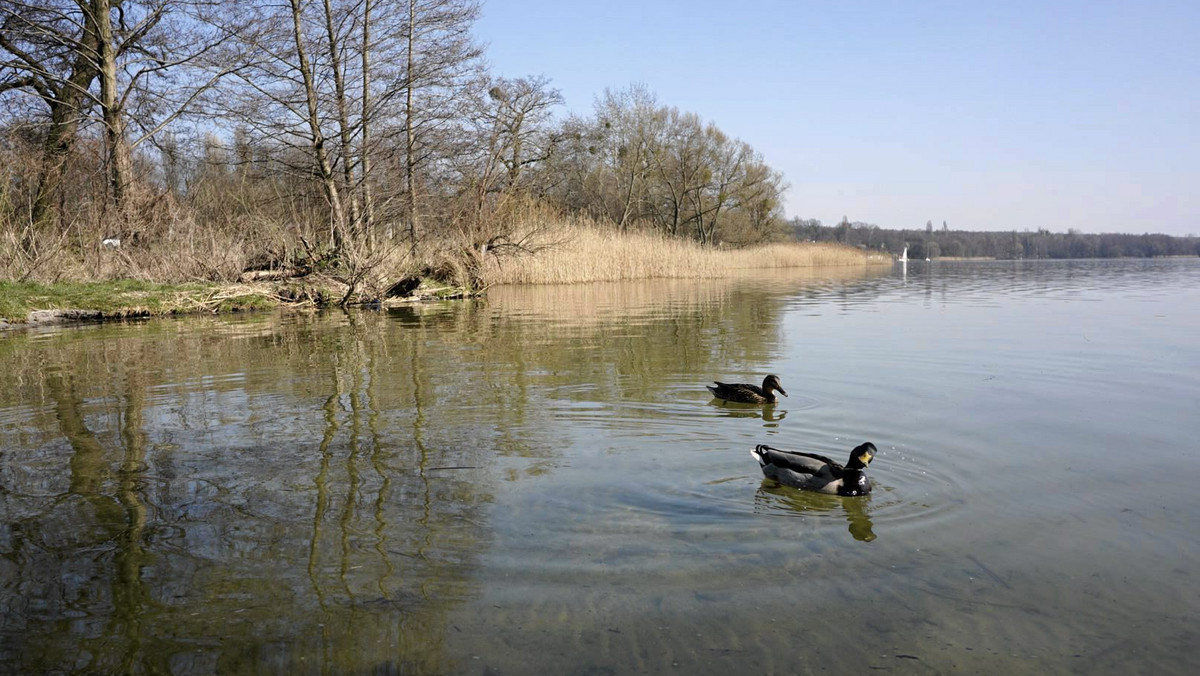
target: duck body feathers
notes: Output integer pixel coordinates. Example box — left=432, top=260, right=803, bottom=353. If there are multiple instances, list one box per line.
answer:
left=751, top=443, right=875, bottom=496
left=707, top=375, right=787, bottom=404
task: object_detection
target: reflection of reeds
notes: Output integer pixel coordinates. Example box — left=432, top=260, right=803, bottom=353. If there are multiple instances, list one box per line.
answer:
left=485, top=266, right=889, bottom=325
left=483, top=220, right=891, bottom=285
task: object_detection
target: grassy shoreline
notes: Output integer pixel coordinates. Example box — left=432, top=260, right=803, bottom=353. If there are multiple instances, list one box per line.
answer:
left=1, top=229, right=887, bottom=328
left=0, top=280, right=281, bottom=327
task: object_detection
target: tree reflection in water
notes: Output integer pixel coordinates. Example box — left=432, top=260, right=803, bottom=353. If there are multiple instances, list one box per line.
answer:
left=0, top=313, right=509, bottom=673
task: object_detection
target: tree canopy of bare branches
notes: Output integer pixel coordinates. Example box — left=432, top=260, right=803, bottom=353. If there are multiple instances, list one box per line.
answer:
left=2, top=2, right=791, bottom=292
left=539, top=85, right=787, bottom=245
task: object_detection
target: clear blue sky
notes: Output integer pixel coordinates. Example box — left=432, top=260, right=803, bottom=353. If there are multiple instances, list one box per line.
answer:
left=474, top=0, right=1199, bottom=235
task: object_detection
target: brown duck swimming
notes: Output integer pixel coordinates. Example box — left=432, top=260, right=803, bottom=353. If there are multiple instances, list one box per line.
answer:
left=706, top=374, right=788, bottom=404
left=750, top=442, right=876, bottom=496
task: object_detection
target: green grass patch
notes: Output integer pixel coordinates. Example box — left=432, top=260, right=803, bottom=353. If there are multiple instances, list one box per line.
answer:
left=0, top=280, right=278, bottom=322
left=213, top=292, right=277, bottom=313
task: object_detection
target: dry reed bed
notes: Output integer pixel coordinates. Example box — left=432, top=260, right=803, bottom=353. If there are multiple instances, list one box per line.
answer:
left=483, top=224, right=889, bottom=286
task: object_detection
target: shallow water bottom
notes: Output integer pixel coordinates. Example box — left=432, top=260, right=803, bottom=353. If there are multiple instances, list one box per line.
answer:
left=438, top=505, right=1193, bottom=675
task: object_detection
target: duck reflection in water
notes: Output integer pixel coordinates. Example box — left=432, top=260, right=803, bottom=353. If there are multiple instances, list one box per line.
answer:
left=708, top=399, right=788, bottom=423
left=754, top=483, right=877, bottom=542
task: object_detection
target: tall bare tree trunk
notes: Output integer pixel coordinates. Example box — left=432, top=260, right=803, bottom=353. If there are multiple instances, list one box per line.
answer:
left=94, top=0, right=131, bottom=208
left=31, top=90, right=89, bottom=228
left=617, top=162, right=638, bottom=232
left=288, top=0, right=346, bottom=251
left=321, top=0, right=360, bottom=238
left=27, top=5, right=104, bottom=228
left=361, top=0, right=376, bottom=245
left=403, top=0, right=419, bottom=243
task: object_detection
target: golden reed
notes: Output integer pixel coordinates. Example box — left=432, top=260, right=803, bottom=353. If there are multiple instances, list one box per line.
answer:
left=482, top=220, right=889, bottom=286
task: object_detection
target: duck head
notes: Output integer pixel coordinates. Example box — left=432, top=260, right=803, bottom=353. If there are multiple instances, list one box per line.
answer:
left=845, top=442, right=876, bottom=470
left=762, top=374, right=788, bottom=397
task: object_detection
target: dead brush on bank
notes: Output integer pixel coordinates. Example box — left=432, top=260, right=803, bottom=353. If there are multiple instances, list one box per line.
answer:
left=0, top=191, right=258, bottom=283
left=432, top=196, right=573, bottom=290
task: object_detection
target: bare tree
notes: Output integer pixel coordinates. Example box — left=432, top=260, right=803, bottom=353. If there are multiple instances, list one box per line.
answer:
left=593, top=85, right=663, bottom=230
left=729, top=159, right=787, bottom=243
left=455, top=72, right=562, bottom=218
left=484, top=74, right=562, bottom=190
left=398, top=0, right=483, bottom=242
left=648, top=108, right=709, bottom=237
left=303, top=3, right=344, bottom=217
left=535, top=85, right=786, bottom=245
left=93, top=0, right=130, bottom=205
left=318, top=0, right=360, bottom=236
left=1, top=0, right=104, bottom=226
left=699, top=138, right=785, bottom=245
left=216, top=1, right=350, bottom=250
left=217, top=0, right=481, bottom=246
left=691, top=127, right=742, bottom=245
left=359, top=0, right=375, bottom=239
left=540, top=112, right=607, bottom=219
left=2, top=0, right=238, bottom=225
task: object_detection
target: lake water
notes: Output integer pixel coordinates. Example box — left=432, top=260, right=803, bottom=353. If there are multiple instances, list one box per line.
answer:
left=1, top=259, right=1198, bottom=674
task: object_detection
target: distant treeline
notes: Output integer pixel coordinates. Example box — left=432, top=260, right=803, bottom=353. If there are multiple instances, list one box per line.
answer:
left=790, top=219, right=1200, bottom=259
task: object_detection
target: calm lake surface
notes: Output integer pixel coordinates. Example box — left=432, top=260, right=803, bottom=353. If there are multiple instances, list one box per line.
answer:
left=2, top=259, right=1198, bottom=674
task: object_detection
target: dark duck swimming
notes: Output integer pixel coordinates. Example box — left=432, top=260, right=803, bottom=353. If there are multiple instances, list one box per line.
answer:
left=707, top=374, right=788, bottom=404
left=750, top=442, right=876, bottom=496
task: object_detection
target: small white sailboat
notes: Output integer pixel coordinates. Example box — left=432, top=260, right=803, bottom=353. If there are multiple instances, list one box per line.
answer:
left=898, top=246, right=908, bottom=263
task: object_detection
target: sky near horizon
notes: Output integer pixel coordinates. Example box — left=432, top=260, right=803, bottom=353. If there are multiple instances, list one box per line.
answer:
left=473, top=0, right=1199, bottom=236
